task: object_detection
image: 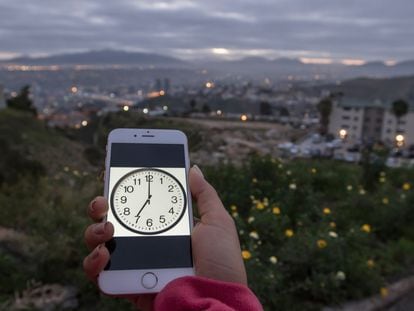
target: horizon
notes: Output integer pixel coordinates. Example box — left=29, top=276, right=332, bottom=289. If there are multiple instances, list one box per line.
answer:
left=0, top=48, right=409, bottom=66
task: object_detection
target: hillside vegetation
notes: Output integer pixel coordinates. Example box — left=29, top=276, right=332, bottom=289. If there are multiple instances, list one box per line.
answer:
left=0, top=109, right=413, bottom=310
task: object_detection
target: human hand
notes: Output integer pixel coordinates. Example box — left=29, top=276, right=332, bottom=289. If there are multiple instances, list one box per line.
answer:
left=83, top=165, right=247, bottom=310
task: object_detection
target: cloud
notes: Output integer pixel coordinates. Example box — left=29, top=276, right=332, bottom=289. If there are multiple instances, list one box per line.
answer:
left=0, top=0, right=413, bottom=61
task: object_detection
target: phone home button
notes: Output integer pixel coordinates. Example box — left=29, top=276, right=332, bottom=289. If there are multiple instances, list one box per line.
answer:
left=141, top=272, right=158, bottom=289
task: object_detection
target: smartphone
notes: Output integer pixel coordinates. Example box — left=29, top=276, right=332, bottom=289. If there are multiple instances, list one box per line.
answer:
left=98, top=128, right=194, bottom=295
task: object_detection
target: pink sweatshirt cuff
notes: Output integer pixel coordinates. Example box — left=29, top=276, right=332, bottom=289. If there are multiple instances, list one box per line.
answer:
left=154, top=276, right=263, bottom=311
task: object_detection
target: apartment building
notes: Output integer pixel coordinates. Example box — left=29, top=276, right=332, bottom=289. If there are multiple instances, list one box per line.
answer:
left=328, top=97, right=414, bottom=147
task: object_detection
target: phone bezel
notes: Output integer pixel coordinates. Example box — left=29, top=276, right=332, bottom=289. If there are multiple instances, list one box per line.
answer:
left=98, top=128, right=194, bottom=295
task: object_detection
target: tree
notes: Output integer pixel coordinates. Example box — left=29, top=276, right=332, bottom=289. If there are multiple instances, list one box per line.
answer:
left=260, top=101, right=272, bottom=115
left=7, top=85, right=37, bottom=116
left=317, top=97, right=332, bottom=136
left=201, top=103, right=211, bottom=114
left=391, top=99, right=409, bottom=133
left=189, top=99, right=197, bottom=112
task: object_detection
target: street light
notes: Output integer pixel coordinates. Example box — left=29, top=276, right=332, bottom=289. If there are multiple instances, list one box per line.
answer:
left=339, top=129, right=347, bottom=140
left=395, top=134, right=405, bottom=147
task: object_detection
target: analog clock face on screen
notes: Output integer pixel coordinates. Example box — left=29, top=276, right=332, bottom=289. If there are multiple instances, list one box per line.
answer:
left=110, top=168, right=187, bottom=234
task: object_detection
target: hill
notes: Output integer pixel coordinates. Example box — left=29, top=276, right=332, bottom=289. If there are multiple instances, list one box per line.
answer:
left=0, top=50, right=187, bottom=67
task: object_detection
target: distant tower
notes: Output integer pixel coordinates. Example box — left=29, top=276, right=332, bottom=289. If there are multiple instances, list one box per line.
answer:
left=0, top=84, right=6, bottom=109
left=164, top=78, right=170, bottom=94
left=155, top=78, right=162, bottom=92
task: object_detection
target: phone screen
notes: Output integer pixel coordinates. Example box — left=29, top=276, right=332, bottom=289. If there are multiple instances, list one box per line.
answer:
left=105, top=142, right=192, bottom=271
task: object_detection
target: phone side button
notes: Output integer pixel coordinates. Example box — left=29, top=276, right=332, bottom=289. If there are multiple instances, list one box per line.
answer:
left=141, top=272, right=158, bottom=289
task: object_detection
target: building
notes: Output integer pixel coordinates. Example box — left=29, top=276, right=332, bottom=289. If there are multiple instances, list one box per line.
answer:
left=328, top=97, right=414, bottom=147
left=0, top=84, right=6, bottom=109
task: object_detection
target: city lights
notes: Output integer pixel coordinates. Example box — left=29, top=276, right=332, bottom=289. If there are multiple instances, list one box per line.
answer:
left=162, top=105, right=168, bottom=111
left=81, top=120, right=88, bottom=127
left=143, top=108, right=149, bottom=114
left=216, top=109, right=222, bottom=116
left=159, top=90, right=165, bottom=96
left=205, top=82, right=214, bottom=88
left=71, top=86, right=78, bottom=93
left=240, top=114, right=248, bottom=122
left=123, top=105, right=129, bottom=111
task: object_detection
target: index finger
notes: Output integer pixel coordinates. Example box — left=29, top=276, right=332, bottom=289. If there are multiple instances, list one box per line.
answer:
left=88, top=196, right=108, bottom=222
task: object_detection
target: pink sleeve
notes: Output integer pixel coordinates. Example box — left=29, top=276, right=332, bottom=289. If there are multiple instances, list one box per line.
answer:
left=154, top=276, right=263, bottom=311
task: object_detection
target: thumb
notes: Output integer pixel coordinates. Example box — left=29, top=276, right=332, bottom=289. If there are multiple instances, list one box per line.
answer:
left=189, top=165, right=227, bottom=219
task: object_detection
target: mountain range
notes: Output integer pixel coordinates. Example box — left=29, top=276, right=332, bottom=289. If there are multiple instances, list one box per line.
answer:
left=1, top=49, right=414, bottom=80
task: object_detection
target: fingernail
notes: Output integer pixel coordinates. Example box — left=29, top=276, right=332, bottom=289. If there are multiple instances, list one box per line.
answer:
left=192, top=165, right=204, bottom=178
left=93, top=222, right=106, bottom=234
left=91, top=245, right=101, bottom=260
left=90, top=199, right=97, bottom=213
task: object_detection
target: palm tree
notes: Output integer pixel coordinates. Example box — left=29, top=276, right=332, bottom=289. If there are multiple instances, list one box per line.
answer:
left=391, top=99, right=408, bottom=133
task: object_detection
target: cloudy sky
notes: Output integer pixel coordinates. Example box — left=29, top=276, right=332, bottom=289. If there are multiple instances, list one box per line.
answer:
left=0, top=0, right=413, bottom=63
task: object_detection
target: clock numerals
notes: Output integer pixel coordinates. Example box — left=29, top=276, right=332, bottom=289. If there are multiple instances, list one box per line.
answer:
left=124, top=185, right=134, bottom=193
left=112, top=168, right=186, bottom=234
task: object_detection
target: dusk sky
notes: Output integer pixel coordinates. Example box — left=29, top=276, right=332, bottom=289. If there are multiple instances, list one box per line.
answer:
left=0, top=0, right=413, bottom=64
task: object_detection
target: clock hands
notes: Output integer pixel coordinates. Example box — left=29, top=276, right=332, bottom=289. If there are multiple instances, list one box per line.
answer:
left=136, top=174, right=153, bottom=223
left=135, top=195, right=152, bottom=221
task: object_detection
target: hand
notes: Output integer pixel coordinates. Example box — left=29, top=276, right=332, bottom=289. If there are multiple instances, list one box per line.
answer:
left=83, top=165, right=247, bottom=310
left=135, top=197, right=151, bottom=222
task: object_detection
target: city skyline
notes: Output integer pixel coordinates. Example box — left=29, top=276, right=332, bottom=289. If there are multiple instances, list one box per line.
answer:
left=0, top=0, right=413, bottom=63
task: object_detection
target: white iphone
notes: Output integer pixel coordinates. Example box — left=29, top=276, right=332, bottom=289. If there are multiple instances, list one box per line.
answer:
left=98, top=128, right=194, bottom=295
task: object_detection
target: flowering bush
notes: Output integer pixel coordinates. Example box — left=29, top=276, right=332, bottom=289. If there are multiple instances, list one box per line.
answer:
left=204, top=156, right=414, bottom=310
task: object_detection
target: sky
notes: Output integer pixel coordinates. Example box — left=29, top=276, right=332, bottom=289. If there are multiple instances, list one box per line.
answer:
left=0, top=0, right=413, bottom=63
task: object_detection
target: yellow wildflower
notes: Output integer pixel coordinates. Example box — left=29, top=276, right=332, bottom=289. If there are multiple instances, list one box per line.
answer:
left=289, top=183, right=297, bottom=190
left=329, top=222, right=337, bottom=228
left=247, top=216, right=255, bottom=224
left=285, top=229, right=294, bottom=238
left=242, top=250, right=251, bottom=260
left=380, top=287, right=389, bottom=298
left=347, top=185, right=353, bottom=191
left=367, top=259, right=375, bottom=268
left=403, top=182, right=411, bottom=191
left=269, top=256, right=278, bottom=264
left=311, top=168, right=317, bottom=174
left=272, top=207, right=281, bottom=215
left=232, top=212, right=238, bottom=218
left=379, top=177, right=386, bottom=183
left=256, top=201, right=265, bottom=210
left=252, top=178, right=258, bottom=183
left=382, top=197, right=389, bottom=205
left=359, top=189, right=366, bottom=195
left=323, top=208, right=331, bottom=215
left=361, top=224, right=371, bottom=233
left=317, top=239, right=328, bottom=249
left=230, top=205, right=237, bottom=211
